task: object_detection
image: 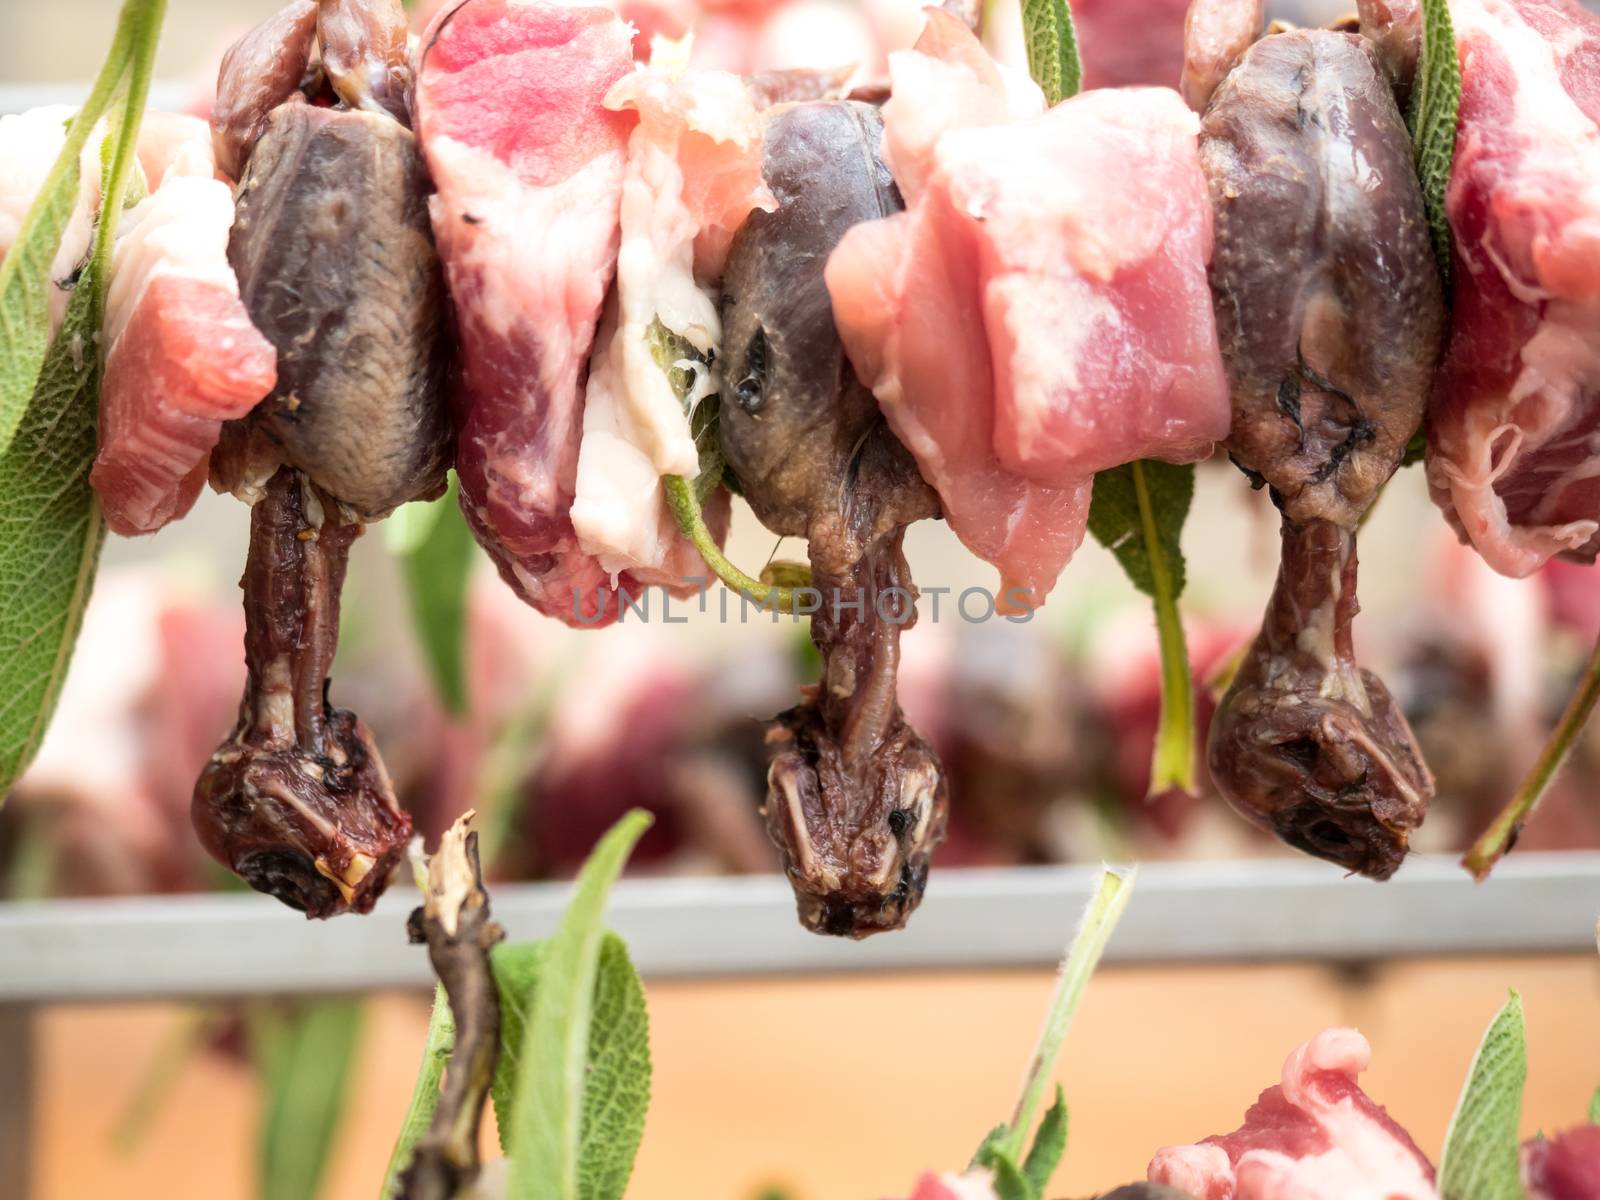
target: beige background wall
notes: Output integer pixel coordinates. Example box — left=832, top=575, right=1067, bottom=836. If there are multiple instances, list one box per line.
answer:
left=33, top=956, right=1600, bottom=1199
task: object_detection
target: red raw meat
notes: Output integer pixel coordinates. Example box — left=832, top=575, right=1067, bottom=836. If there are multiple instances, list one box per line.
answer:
left=414, top=0, right=640, bottom=627
left=1524, top=1125, right=1600, bottom=1200
left=1148, top=1028, right=1438, bottom=1200
left=1426, top=0, right=1600, bottom=578
left=91, top=134, right=277, bottom=537
left=827, top=13, right=1228, bottom=608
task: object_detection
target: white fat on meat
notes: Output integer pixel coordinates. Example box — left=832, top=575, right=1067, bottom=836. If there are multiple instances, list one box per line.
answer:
left=571, top=45, right=772, bottom=583
left=1148, top=1028, right=1439, bottom=1200
left=1426, top=0, right=1600, bottom=576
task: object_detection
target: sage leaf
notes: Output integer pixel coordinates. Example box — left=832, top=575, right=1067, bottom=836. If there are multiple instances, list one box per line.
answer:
left=1408, top=0, right=1461, bottom=283
left=1087, top=461, right=1196, bottom=795
left=1019, top=0, right=1082, bottom=105
left=252, top=1000, right=364, bottom=1200
left=576, top=935, right=651, bottom=1200
left=647, top=317, right=723, bottom=504
left=0, top=278, right=107, bottom=798
left=397, top=472, right=476, bottom=717
left=1438, top=991, right=1528, bottom=1200
left=1589, top=1086, right=1600, bottom=1125
left=1021, top=1087, right=1067, bottom=1195
left=382, top=985, right=453, bottom=1199
left=0, top=0, right=163, bottom=799
left=490, top=940, right=550, bottom=1150
left=0, top=0, right=153, bottom=456
left=506, top=810, right=653, bottom=1200
left=986, top=1150, right=1033, bottom=1200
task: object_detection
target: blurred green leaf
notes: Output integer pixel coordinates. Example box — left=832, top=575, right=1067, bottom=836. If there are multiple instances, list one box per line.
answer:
left=0, top=0, right=165, bottom=799
left=396, top=472, right=476, bottom=717
left=1438, top=991, right=1527, bottom=1200
left=1021, top=1088, right=1067, bottom=1195
left=252, top=1000, right=364, bottom=1200
left=506, top=812, right=653, bottom=1200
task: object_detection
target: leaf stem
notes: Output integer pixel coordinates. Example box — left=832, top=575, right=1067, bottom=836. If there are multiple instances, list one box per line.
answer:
left=1132, top=461, right=1196, bottom=796
left=999, top=866, right=1135, bottom=1161
left=1463, top=631, right=1600, bottom=881
left=663, top=474, right=808, bottom=614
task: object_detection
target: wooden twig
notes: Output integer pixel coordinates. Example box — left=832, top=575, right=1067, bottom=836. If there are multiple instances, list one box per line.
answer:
left=398, top=813, right=505, bottom=1200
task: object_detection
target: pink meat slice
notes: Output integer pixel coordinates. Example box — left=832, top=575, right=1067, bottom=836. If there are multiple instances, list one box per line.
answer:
left=1426, top=0, right=1600, bottom=578
left=415, top=0, right=640, bottom=627
left=1524, top=1125, right=1600, bottom=1200
left=1148, top=1028, right=1438, bottom=1200
left=827, top=12, right=1228, bottom=609
left=91, top=120, right=276, bottom=537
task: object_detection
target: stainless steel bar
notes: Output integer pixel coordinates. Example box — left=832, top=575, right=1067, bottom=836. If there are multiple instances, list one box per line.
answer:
left=0, top=854, right=1596, bottom=1004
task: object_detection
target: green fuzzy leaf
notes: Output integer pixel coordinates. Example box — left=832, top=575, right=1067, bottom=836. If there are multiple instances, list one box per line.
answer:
left=397, top=472, right=477, bottom=717
left=1438, top=991, right=1528, bottom=1200
left=506, top=811, right=653, bottom=1200
left=0, top=0, right=164, bottom=800
left=986, top=1150, right=1035, bottom=1200
left=1087, top=461, right=1196, bottom=795
left=647, top=317, right=723, bottom=503
left=576, top=935, right=652, bottom=1200
left=252, top=1000, right=364, bottom=1200
left=381, top=985, right=454, bottom=1199
left=969, top=1123, right=1009, bottom=1172
left=1021, top=1088, right=1068, bottom=1195
left=490, top=940, right=551, bottom=1151
left=1087, top=461, right=1191, bottom=598
left=1589, top=1086, right=1600, bottom=1126
left=1019, top=0, right=1082, bottom=105
left=0, top=275, right=107, bottom=799
left=493, top=936, right=652, bottom=1200
left=1408, top=0, right=1462, bottom=284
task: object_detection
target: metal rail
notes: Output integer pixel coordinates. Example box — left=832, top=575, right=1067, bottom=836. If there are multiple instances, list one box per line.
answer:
left=2, top=853, right=1596, bottom=1004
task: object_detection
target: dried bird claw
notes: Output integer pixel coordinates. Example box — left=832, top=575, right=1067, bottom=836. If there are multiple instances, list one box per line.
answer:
left=1210, top=522, right=1432, bottom=879
left=192, top=469, right=412, bottom=917
left=1198, top=30, right=1444, bottom=876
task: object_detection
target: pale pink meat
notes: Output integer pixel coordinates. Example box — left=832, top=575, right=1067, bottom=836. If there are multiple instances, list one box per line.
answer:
left=827, top=12, right=1228, bottom=609
left=1148, top=1029, right=1439, bottom=1200
left=1180, top=0, right=1264, bottom=111
left=91, top=118, right=277, bottom=537
left=414, top=0, right=640, bottom=627
left=1426, top=0, right=1600, bottom=578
